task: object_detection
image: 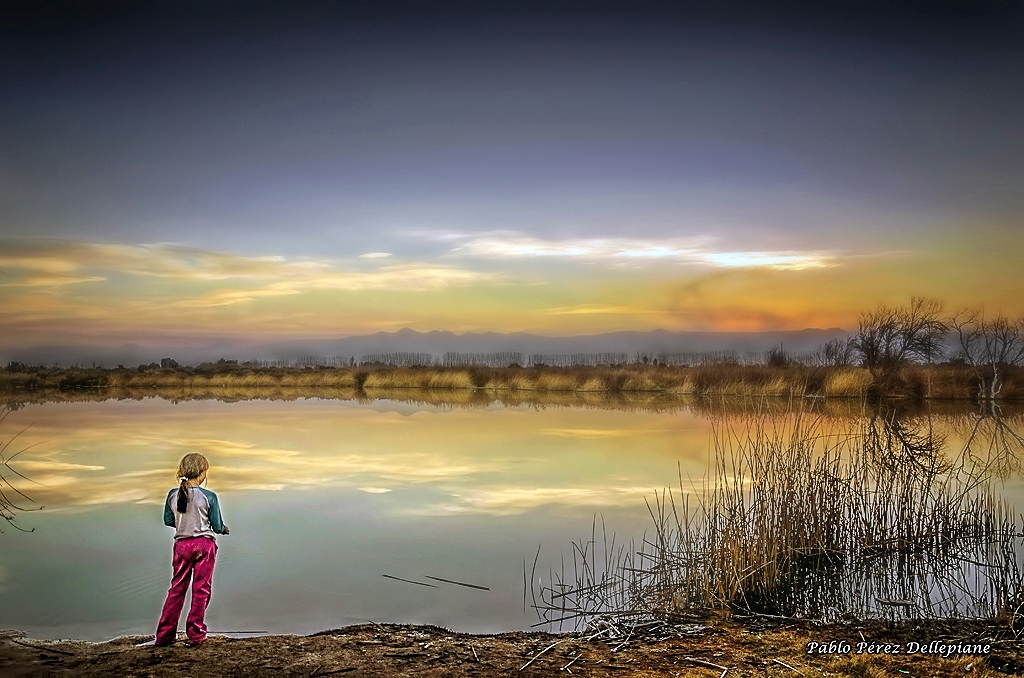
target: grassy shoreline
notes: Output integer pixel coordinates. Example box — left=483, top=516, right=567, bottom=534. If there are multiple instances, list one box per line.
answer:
left=2, top=363, right=1022, bottom=401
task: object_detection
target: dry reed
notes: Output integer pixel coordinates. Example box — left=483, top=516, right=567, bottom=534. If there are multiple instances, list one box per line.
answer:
left=424, top=370, right=475, bottom=390
left=535, top=372, right=581, bottom=392
left=823, top=368, right=874, bottom=398
left=534, top=415, right=1024, bottom=628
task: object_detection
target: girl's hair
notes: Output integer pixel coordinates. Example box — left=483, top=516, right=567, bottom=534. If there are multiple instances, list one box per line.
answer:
left=176, top=453, right=210, bottom=513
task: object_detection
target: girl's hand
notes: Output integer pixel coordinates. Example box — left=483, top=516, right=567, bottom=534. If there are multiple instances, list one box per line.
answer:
left=223, top=526, right=230, bottom=535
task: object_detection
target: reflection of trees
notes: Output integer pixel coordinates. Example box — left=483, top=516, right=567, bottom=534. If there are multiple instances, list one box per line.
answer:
left=845, top=415, right=1023, bottom=623
left=864, top=408, right=949, bottom=475
left=949, top=402, right=1024, bottom=480
left=0, top=407, right=40, bottom=532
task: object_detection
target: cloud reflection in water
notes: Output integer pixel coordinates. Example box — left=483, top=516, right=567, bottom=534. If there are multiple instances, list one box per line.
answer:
left=4, top=399, right=707, bottom=517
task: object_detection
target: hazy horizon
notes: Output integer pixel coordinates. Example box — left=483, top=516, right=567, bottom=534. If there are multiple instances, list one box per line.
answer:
left=1, top=326, right=853, bottom=367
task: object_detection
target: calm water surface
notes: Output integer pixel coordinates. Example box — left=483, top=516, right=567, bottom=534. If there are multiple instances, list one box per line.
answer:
left=0, top=398, right=723, bottom=640
left=1, top=397, right=1020, bottom=640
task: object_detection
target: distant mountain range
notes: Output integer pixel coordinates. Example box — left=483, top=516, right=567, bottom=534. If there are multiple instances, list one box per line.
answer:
left=2, top=328, right=851, bottom=367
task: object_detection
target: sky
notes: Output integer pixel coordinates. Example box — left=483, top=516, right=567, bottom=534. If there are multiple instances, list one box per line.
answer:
left=2, top=0, right=1023, bottom=350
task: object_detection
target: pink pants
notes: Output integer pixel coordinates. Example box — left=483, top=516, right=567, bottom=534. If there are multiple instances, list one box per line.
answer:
left=155, top=536, right=218, bottom=645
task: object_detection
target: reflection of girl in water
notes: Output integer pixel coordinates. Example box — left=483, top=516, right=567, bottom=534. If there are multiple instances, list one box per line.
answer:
left=155, top=453, right=229, bottom=646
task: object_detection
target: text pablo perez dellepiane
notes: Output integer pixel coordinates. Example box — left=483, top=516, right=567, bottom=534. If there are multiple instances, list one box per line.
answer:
left=807, top=640, right=991, bottom=657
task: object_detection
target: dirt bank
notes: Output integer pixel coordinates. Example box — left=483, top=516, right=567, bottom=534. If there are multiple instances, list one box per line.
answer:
left=2, top=618, right=1021, bottom=677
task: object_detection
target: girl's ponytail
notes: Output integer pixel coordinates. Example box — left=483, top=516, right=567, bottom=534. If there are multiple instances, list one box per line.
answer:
left=175, top=453, right=210, bottom=513
left=176, top=475, right=190, bottom=513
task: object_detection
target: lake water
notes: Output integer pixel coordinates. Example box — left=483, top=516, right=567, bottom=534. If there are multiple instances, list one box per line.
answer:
left=1, top=396, right=1021, bottom=641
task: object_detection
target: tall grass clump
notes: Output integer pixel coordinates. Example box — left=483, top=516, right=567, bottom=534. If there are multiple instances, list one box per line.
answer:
left=685, top=364, right=813, bottom=398
left=534, top=416, right=1024, bottom=627
left=425, top=370, right=475, bottom=389
left=534, top=371, right=581, bottom=392
left=362, top=368, right=475, bottom=390
left=823, top=368, right=874, bottom=398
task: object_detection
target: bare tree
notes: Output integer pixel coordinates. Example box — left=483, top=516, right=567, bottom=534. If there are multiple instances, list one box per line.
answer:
left=813, top=337, right=856, bottom=367
left=951, top=310, right=1024, bottom=401
left=853, top=297, right=948, bottom=390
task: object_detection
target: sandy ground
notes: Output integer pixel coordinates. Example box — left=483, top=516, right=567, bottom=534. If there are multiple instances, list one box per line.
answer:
left=2, top=618, right=1022, bottom=677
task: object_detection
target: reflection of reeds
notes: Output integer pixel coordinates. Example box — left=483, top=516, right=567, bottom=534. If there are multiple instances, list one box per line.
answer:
left=6, top=387, right=1024, bottom=425
left=109, top=369, right=359, bottom=389
left=535, top=416, right=1024, bottom=627
left=4, top=363, right=1023, bottom=399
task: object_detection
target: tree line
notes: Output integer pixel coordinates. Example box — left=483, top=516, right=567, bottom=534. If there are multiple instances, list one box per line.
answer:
left=817, top=297, right=1024, bottom=401
left=5, top=299, right=1022, bottom=401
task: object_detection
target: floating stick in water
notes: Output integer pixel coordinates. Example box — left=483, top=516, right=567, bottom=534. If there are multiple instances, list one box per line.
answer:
left=424, top=575, right=490, bottom=590
left=381, top=574, right=436, bottom=587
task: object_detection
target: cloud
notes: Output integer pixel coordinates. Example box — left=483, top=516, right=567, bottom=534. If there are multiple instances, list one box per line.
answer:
left=447, top=233, right=834, bottom=270
left=172, top=265, right=496, bottom=307
left=24, top=447, right=498, bottom=508
left=0, top=275, right=107, bottom=288
left=117, top=468, right=176, bottom=479
left=543, top=305, right=642, bottom=315
left=540, top=428, right=641, bottom=438
left=170, top=284, right=301, bottom=308
left=0, top=239, right=306, bottom=283
left=453, top=234, right=701, bottom=259
left=15, top=461, right=106, bottom=472
left=304, top=264, right=496, bottom=291
left=700, top=251, right=832, bottom=270
left=160, top=438, right=302, bottom=458
left=134, top=435, right=500, bottom=488
left=0, top=238, right=495, bottom=309
left=410, top=485, right=658, bottom=516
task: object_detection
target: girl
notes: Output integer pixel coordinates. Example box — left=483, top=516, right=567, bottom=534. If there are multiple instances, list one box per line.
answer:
left=155, top=453, right=229, bottom=646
